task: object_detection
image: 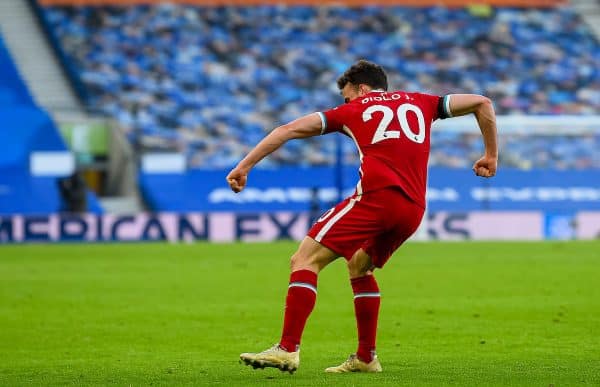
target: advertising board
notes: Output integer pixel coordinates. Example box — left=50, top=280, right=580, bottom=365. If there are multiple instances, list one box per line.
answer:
left=2, top=211, right=597, bottom=243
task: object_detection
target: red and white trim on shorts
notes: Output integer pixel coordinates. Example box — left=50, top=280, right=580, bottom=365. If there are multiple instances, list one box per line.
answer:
left=314, top=196, right=360, bottom=243
left=314, top=125, right=366, bottom=244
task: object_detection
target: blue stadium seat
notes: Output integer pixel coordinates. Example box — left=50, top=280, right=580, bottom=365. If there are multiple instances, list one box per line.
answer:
left=41, top=5, right=600, bottom=170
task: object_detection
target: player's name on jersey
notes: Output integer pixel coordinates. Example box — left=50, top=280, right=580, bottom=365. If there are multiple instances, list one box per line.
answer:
left=360, top=92, right=412, bottom=104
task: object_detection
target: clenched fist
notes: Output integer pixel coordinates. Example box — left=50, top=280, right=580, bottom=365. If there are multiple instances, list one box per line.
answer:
left=472, top=155, right=497, bottom=178
left=226, top=168, right=248, bottom=193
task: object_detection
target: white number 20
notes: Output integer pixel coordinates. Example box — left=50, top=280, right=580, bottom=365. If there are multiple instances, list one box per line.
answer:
left=362, top=104, right=426, bottom=144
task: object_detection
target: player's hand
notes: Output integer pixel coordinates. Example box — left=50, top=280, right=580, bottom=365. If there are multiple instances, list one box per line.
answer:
left=226, top=168, right=248, bottom=193
left=472, top=155, right=497, bottom=178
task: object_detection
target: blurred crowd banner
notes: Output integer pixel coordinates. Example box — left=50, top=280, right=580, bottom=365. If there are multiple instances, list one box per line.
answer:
left=0, top=211, right=598, bottom=243
left=139, top=167, right=600, bottom=213
left=38, top=0, right=566, bottom=7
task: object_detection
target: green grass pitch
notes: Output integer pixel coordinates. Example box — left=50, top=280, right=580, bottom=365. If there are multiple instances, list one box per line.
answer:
left=1, top=241, right=599, bottom=386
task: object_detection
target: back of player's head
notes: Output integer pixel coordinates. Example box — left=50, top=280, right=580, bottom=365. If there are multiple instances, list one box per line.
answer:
left=337, top=60, right=388, bottom=91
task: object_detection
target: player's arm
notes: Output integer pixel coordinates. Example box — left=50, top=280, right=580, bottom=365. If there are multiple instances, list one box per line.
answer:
left=226, top=113, right=323, bottom=193
left=446, top=94, right=498, bottom=178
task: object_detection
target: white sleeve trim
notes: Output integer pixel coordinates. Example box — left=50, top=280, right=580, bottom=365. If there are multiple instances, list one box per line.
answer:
left=444, top=94, right=453, bottom=118
left=317, top=112, right=327, bottom=134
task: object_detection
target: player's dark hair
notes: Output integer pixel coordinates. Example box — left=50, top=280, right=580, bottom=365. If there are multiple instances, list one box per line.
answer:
left=337, top=59, right=388, bottom=91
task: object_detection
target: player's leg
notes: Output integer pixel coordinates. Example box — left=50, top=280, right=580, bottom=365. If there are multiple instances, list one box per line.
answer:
left=241, top=191, right=386, bottom=373
left=325, top=188, right=423, bottom=373
left=347, top=247, right=375, bottom=278
left=325, top=248, right=383, bottom=373
left=240, top=237, right=338, bottom=373
left=280, top=237, right=338, bottom=352
left=348, top=248, right=381, bottom=366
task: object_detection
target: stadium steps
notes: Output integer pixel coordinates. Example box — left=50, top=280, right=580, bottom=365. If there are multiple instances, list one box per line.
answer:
left=0, top=1, right=146, bottom=214
left=0, top=0, right=82, bottom=113
left=101, top=133, right=146, bottom=214
left=572, top=0, right=600, bottom=39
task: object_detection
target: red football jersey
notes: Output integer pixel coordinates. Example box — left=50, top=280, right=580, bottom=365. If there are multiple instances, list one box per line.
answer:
left=320, top=90, right=451, bottom=208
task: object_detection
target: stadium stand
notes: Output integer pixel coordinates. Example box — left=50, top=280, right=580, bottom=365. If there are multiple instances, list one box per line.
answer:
left=40, top=4, right=600, bottom=172
left=0, top=35, right=102, bottom=214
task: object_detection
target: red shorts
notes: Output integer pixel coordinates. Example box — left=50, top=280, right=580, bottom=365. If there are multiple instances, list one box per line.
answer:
left=307, top=187, right=424, bottom=268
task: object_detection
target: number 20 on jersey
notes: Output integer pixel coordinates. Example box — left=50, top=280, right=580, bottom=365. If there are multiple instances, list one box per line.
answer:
left=362, top=103, right=426, bottom=144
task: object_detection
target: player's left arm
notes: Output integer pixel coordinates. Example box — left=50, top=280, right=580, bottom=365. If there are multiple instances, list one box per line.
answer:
left=226, top=113, right=323, bottom=193
left=446, top=94, right=498, bottom=178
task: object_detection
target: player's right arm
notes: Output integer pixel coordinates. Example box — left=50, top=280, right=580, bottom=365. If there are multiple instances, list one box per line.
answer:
left=447, top=94, right=498, bottom=178
left=226, top=113, right=323, bottom=193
